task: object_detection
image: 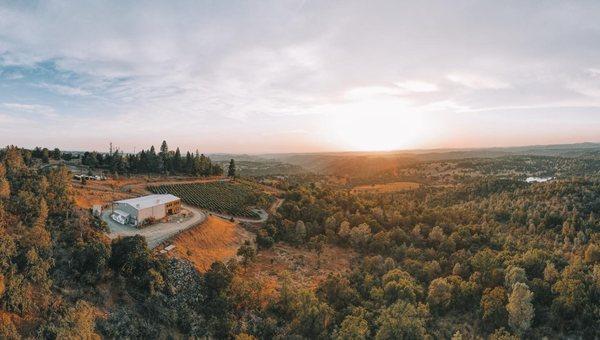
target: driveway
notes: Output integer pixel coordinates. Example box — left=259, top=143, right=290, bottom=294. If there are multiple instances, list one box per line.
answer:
left=102, top=204, right=206, bottom=249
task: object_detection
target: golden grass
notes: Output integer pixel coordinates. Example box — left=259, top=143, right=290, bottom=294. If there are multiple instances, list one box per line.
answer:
left=168, top=216, right=254, bottom=272
left=351, top=181, right=421, bottom=193
left=72, top=186, right=131, bottom=209
left=240, top=243, right=357, bottom=292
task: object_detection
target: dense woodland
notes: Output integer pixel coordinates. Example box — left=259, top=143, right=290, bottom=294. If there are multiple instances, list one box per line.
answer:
left=81, top=141, right=223, bottom=176
left=254, top=156, right=600, bottom=339
left=26, top=141, right=223, bottom=176
left=1, top=145, right=600, bottom=338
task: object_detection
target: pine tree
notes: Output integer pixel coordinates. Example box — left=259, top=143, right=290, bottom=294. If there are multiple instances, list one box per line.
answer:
left=507, top=282, right=534, bottom=335
left=159, top=140, right=169, bottom=173
left=159, top=140, right=168, bottom=155
left=228, top=159, right=236, bottom=177
left=185, top=151, right=193, bottom=174
left=174, top=147, right=182, bottom=172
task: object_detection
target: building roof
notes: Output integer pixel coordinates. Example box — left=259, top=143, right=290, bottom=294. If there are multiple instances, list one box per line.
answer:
left=115, top=194, right=180, bottom=210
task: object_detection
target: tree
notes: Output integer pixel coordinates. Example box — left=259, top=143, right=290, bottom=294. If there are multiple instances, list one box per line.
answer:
left=488, top=328, right=519, bottom=340
left=294, top=220, right=307, bottom=244
left=41, top=148, right=50, bottom=163
left=504, top=266, right=527, bottom=290
left=20, top=199, right=51, bottom=251
left=0, top=164, right=9, bottom=199
left=308, top=235, right=327, bottom=267
left=382, top=269, right=422, bottom=304
left=506, top=282, right=534, bottom=335
left=338, top=221, right=352, bottom=243
left=551, top=271, right=592, bottom=329
left=481, top=287, right=508, bottom=330
left=73, top=241, right=110, bottom=284
left=375, top=301, right=429, bottom=340
left=204, top=261, right=233, bottom=296
left=335, top=308, right=369, bottom=340
left=289, top=290, right=334, bottom=339
left=40, top=300, right=99, bottom=339
left=173, top=147, right=182, bottom=172
left=237, top=241, right=256, bottom=268
left=51, top=148, right=61, bottom=160
left=159, top=140, right=169, bottom=155
left=159, top=140, right=169, bottom=173
left=427, top=277, right=453, bottom=312
left=228, top=159, right=236, bottom=177
left=349, top=223, right=372, bottom=250
left=451, top=331, right=463, bottom=340
left=428, top=226, right=445, bottom=244
left=0, top=312, right=19, bottom=339
left=584, top=243, right=600, bottom=264
left=543, top=262, right=559, bottom=283
left=0, top=229, right=16, bottom=272
left=109, top=236, right=159, bottom=292
left=46, top=166, right=73, bottom=216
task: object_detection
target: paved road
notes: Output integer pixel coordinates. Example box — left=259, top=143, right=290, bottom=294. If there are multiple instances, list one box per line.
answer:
left=102, top=204, right=206, bottom=249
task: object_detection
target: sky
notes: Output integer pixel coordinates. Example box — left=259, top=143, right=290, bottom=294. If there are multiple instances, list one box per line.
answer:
left=1, top=0, right=600, bottom=153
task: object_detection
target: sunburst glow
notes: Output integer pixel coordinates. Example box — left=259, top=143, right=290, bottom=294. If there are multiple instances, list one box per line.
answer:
left=323, top=98, right=437, bottom=151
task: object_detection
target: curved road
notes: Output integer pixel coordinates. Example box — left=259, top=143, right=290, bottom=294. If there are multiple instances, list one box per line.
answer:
left=102, top=204, right=206, bottom=249
left=207, top=197, right=284, bottom=223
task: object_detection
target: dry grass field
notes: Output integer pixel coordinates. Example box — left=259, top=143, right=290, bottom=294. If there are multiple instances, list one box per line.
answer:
left=351, top=181, right=421, bottom=193
left=240, top=243, right=357, bottom=292
left=167, top=216, right=254, bottom=272
left=72, top=182, right=134, bottom=208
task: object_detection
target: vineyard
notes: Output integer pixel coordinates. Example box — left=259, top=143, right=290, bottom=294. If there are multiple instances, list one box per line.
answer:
left=148, top=181, right=270, bottom=218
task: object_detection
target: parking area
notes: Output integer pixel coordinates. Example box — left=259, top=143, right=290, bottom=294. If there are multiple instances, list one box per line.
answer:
left=101, top=204, right=206, bottom=249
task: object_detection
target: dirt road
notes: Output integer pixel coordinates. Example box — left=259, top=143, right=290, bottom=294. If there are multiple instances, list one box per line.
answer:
left=102, top=204, right=206, bottom=249
left=268, top=197, right=285, bottom=214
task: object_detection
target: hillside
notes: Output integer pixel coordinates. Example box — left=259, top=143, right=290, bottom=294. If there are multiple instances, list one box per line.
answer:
left=164, top=216, right=253, bottom=272
left=1, top=145, right=600, bottom=338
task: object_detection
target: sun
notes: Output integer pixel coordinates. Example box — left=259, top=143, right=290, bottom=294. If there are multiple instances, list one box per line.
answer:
left=324, top=98, right=434, bottom=152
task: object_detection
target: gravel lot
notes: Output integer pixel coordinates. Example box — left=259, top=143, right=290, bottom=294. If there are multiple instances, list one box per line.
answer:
left=102, top=204, right=206, bottom=249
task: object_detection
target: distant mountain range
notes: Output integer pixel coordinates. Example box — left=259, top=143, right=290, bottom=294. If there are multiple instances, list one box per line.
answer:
left=208, top=142, right=600, bottom=177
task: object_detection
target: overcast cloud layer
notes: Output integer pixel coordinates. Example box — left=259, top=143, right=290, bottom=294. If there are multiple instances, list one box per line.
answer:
left=1, top=0, right=600, bottom=153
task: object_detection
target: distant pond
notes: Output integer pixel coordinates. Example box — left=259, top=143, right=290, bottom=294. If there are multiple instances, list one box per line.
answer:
left=525, top=176, right=554, bottom=183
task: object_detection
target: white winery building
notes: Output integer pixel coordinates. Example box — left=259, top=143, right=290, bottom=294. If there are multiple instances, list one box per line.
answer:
left=111, top=194, right=181, bottom=226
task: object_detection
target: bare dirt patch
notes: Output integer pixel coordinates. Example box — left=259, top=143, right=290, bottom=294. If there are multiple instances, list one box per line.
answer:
left=351, top=181, right=421, bottom=193
left=240, top=243, right=357, bottom=292
left=166, top=216, right=254, bottom=272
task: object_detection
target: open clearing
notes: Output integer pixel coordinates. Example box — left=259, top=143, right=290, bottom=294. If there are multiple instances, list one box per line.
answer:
left=240, top=243, right=357, bottom=291
left=165, top=216, right=254, bottom=272
left=351, top=181, right=421, bottom=193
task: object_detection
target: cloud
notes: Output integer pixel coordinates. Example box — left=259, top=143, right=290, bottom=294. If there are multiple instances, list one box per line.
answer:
left=0, top=69, right=23, bottom=80
left=35, top=83, right=91, bottom=96
left=344, top=86, right=403, bottom=100
left=0, top=1, right=600, bottom=151
left=394, top=81, right=439, bottom=93
left=2, top=102, right=57, bottom=117
left=446, top=73, right=511, bottom=90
